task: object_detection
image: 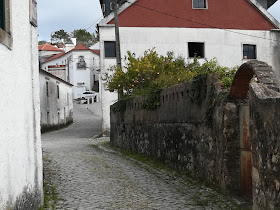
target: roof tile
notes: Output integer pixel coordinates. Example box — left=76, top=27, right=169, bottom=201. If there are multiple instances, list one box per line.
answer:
left=38, top=43, right=64, bottom=52
left=43, top=52, right=66, bottom=63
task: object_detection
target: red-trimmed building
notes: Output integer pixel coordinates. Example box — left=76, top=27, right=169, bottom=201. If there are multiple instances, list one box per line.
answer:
left=98, top=0, right=280, bottom=132
left=41, top=43, right=101, bottom=99
left=38, top=43, right=64, bottom=66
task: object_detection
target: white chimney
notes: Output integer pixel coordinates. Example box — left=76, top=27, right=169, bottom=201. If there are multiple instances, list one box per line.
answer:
left=71, top=38, right=77, bottom=46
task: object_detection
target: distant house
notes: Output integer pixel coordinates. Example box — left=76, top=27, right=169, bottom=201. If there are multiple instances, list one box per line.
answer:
left=98, top=0, right=280, bottom=132
left=38, top=43, right=64, bottom=66
left=39, top=69, right=74, bottom=133
left=41, top=43, right=101, bottom=99
left=0, top=0, right=43, bottom=208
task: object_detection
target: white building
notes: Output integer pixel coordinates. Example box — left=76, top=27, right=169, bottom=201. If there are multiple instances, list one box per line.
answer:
left=0, top=0, right=43, bottom=208
left=38, top=43, right=64, bottom=66
left=41, top=43, right=101, bottom=99
left=39, top=69, right=74, bottom=133
left=98, top=0, right=280, bottom=132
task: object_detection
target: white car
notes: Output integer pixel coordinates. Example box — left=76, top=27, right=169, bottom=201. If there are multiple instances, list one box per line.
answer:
left=81, top=91, right=97, bottom=99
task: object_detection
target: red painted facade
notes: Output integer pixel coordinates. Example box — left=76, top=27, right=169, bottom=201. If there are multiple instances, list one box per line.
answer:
left=109, top=0, right=276, bottom=30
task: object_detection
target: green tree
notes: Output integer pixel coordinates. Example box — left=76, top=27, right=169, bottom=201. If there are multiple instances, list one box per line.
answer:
left=71, top=29, right=98, bottom=47
left=51, top=29, right=71, bottom=43
left=38, top=40, right=47, bottom=45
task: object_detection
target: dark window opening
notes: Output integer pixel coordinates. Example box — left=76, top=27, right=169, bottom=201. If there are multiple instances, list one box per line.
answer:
left=0, top=0, right=5, bottom=30
left=188, top=42, right=205, bottom=58
left=0, top=0, right=12, bottom=48
left=46, top=82, right=49, bottom=97
left=104, top=41, right=116, bottom=58
left=57, top=85, right=60, bottom=99
left=243, top=44, right=256, bottom=59
left=193, top=0, right=207, bottom=8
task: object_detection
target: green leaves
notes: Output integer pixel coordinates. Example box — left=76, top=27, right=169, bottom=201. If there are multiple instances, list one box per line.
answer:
left=104, top=49, right=236, bottom=99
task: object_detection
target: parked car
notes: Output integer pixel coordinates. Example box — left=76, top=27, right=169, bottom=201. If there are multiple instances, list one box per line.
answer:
left=80, top=91, right=97, bottom=99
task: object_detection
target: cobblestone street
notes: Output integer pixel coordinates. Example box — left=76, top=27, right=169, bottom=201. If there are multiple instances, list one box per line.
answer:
left=42, top=104, right=243, bottom=210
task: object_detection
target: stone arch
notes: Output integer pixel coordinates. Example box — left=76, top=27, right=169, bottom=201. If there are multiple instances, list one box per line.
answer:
left=229, top=60, right=280, bottom=99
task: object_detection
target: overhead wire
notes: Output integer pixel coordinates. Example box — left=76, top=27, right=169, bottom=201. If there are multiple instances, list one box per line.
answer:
left=124, top=1, right=280, bottom=43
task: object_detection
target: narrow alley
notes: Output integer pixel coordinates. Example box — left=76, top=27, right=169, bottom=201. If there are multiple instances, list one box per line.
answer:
left=42, top=104, right=243, bottom=210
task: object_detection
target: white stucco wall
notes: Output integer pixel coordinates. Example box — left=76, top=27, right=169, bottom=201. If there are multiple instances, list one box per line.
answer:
left=41, top=50, right=101, bottom=99
left=99, top=26, right=280, bottom=132
left=39, top=71, right=74, bottom=132
left=39, top=50, right=63, bottom=64
left=0, top=0, right=43, bottom=208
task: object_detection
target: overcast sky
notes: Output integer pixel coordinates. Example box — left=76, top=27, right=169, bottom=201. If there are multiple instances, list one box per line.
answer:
left=37, top=0, right=103, bottom=41
left=37, top=0, right=280, bottom=42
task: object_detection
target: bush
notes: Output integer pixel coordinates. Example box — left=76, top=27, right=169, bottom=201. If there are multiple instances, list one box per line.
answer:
left=103, top=49, right=236, bottom=100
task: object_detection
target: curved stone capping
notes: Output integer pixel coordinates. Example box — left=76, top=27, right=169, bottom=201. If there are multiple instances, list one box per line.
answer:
left=230, top=60, right=280, bottom=99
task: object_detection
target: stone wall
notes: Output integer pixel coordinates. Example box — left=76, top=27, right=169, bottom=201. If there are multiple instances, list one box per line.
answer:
left=110, top=74, right=241, bottom=194
left=229, top=60, right=280, bottom=209
left=250, top=83, right=280, bottom=210
left=111, top=60, right=280, bottom=209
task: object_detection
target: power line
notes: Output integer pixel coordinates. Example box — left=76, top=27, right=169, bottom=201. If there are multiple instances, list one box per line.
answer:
left=85, top=16, right=104, bottom=31
left=125, top=1, right=280, bottom=43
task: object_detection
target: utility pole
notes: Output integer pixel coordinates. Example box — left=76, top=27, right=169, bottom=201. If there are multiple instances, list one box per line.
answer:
left=113, top=0, right=121, bottom=67
left=113, top=0, right=123, bottom=99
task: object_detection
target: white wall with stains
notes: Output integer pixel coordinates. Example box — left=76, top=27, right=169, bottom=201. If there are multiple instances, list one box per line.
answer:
left=0, top=0, right=43, bottom=208
left=39, top=70, right=74, bottom=132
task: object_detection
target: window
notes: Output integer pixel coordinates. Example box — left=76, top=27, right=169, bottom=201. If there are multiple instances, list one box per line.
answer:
left=0, top=0, right=5, bottom=30
left=77, top=56, right=86, bottom=68
left=46, top=81, right=49, bottom=97
left=193, top=0, right=207, bottom=9
left=102, top=4, right=105, bottom=12
left=0, top=0, right=12, bottom=48
left=110, top=2, right=118, bottom=10
left=104, top=41, right=116, bottom=58
left=110, top=2, right=114, bottom=10
left=188, top=42, right=205, bottom=58
left=67, top=93, right=70, bottom=105
left=47, top=112, right=50, bottom=125
left=243, top=44, right=256, bottom=59
left=57, top=85, right=59, bottom=99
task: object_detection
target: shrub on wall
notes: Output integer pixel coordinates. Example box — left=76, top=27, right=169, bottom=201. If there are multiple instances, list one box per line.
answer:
left=104, top=49, right=236, bottom=109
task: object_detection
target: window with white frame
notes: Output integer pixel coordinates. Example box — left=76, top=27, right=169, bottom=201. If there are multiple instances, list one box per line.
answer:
left=243, top=44, right=256, bottom=59
left=0, top=0, right=12, bottom=48
left=193, top=0, right=207, bottom=9
left=188, top=42, right=205, bottom=58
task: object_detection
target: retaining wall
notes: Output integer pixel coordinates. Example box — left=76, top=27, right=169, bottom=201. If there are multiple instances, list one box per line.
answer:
left=111, top=74, right=242, bottom=193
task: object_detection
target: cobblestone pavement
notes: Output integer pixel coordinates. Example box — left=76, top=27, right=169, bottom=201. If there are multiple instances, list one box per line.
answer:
left=42, top=104, right=243, bottom=210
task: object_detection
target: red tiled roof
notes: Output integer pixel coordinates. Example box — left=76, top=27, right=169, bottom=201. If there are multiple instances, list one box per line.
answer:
left=42, top=43, right=100, bottom=64
left=39, top=43, right=64, bottom=52
left=91, top=49, right=100, bottom=55
left=72, top=43, right=90, bottom=51
left=43, top=52, right=66, bottom=63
